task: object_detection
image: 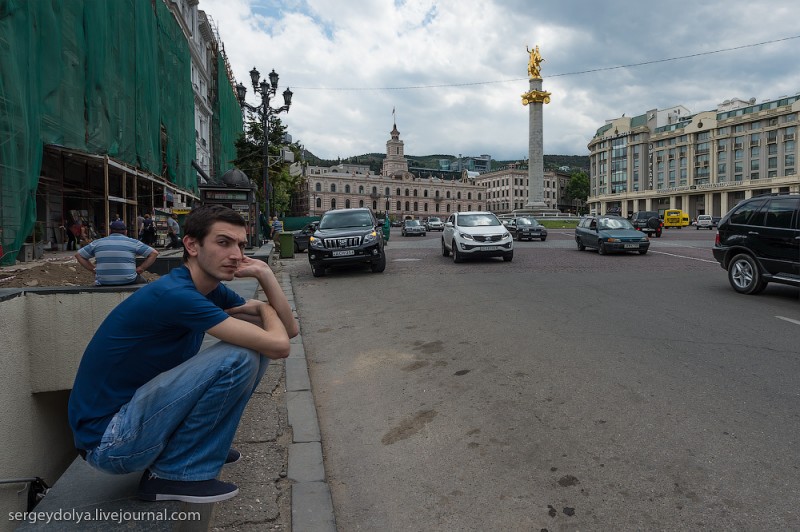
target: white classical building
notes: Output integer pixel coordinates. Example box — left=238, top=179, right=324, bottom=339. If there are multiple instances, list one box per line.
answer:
left=476, top=165, right=571, bottom=214
left=305, top=121, right=486, bottom=219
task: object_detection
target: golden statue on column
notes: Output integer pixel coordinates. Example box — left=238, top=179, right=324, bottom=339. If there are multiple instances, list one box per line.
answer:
left=521, top=45, right=551, bottom=106
left=526, top=45, right=544, bottom=80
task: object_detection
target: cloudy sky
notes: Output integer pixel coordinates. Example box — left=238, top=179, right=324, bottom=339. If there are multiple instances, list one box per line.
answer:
left=202, top=0, right=800, bottom=161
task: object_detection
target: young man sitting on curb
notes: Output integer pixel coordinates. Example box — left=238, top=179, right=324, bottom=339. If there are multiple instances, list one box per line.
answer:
left=75, top=220, right=159, bottom=285
left=68, top=205, right=299, bottom=503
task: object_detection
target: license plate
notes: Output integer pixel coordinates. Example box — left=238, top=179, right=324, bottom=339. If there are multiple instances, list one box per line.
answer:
left=482, top=246, right=499, bottom=251
left=624, top=243, right=639, bottom=249
left=332, top=250, right=354, bottom=256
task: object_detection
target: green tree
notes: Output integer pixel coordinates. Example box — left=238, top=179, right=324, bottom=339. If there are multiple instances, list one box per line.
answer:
left=564, top=170, right=590, bottom=213
left=233, top=117, right=301, bottom=216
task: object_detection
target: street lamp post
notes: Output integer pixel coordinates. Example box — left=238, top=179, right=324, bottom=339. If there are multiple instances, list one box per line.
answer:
left=235, top=68, right=292, bottom=218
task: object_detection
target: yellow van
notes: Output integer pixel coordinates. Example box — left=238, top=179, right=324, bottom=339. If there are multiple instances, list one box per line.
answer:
left=663, top=209, right=690, bottom=228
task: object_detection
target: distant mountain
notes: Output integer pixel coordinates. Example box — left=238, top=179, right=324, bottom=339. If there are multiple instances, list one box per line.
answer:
left=302, top=152, right=589, bottom=173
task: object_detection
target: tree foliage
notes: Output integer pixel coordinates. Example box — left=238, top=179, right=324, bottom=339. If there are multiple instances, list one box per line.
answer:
left=564, top=170, right=590, bottom=205
left=233, top=117, right=303, bottom=216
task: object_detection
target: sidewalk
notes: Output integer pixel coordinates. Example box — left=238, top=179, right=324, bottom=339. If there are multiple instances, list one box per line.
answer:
left=210, top=261, right=335, bottom=532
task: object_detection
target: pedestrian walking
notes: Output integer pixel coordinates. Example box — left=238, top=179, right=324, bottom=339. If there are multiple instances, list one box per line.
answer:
left=68, top=205, right=299, bottom=503
left=74, top=220, right=158, bottom=286
left=165, top=213, right=182, bottom=249
left=140, top=214, right=157, bottom=246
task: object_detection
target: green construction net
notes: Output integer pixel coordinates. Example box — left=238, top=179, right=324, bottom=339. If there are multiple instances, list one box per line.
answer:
left=0, top=0, right=204, bottom=265
left=213, top=52, right=244, bottom=180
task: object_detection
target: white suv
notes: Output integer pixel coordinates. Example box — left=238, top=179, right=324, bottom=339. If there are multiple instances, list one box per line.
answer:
left=442, top=211, right=513, bottom=262
left=696, top=214, right=714, bottom=230
left=426, top=216, right=444, bottom=231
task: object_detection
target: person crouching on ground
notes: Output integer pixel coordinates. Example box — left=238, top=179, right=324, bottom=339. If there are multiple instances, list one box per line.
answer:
left=68, top=205, right=299, bottom=503
left=75, top=220, right=159, bottom=285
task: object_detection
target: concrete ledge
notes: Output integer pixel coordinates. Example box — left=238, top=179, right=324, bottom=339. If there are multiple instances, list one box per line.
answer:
left=286, top=391, right=321, bottom=443
left=17, top=458, right=212, bottom=531
left=291, top=482, right=336, bottom=532
left=289, top=342, right=305, bottom=359
left=288, top=443, right=325, bottom=483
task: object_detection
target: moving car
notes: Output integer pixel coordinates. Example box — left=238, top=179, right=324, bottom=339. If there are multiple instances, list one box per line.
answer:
left=307, top=208, right=386, bottom=277
left=291, top=222, right=318, bottom=252
left=575, top=215, right=650, bottom=255
left=442, top=211, right=513, bottom=262
left=426, top=216, right=444, bottom=231
left=629, top=210, right=663, bottom=238
left=712, top=193, right=800, bottom=294
left=401, top=219, right=426, bottom=237
left=696, top=214, right=714, bottom=230
left=505, top=216, right=547, bottom=241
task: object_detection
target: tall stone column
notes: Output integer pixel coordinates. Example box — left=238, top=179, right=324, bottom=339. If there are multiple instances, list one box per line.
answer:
left=519, top=45, right=559, bottom=215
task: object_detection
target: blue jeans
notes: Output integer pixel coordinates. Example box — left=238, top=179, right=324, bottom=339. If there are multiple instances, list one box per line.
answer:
left=85, top=342, right=269, bottom=481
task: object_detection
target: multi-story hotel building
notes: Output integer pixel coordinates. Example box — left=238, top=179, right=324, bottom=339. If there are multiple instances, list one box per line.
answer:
left=304, top=122, right=485, bottom=219
left=587, top=94, right=800, bottom=217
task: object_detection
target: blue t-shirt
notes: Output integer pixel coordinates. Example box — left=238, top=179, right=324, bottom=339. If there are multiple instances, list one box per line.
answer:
left=68, top=266, right=246, bottom=450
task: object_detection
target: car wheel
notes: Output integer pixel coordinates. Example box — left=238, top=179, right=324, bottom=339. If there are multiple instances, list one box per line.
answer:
left=370, top=252, right=386, bottom=273
left=656, top=231, right=662, bottom=238
left=696, top=226, right=699, bottom=230
left=503, top=252, right=513, bottom=262
left=441, top=238, right=450, bottom=256
left=576, top=238, right=585, bottom=251
left=294, top=241, right=300, bottom=252
left=452, top=240, right=462, bottom=263
left=311, top=263, right=326, bottom=277
left=541, top=236, right=547, bottom=242
left=598, top=242, right=607, bottom=255
left=422, top=232, right=426, bottom=237
left=728, top=253, right=767, bottom=294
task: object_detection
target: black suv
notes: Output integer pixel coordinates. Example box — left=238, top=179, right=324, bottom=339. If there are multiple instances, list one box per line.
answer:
left=712, top=193, right=800, bottom=294
left=629, top=211, right=663, bottom=237
left=308, top=208, right=386, bottom=277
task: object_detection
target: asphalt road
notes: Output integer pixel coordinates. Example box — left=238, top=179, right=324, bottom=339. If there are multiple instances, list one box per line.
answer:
left=284, top=227, right=800, bottom=531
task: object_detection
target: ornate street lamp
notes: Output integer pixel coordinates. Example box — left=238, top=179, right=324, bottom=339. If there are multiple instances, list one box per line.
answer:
left=236, top=67, right=293, bottom=217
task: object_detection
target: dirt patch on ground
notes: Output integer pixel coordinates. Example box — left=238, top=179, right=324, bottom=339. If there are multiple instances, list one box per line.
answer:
left=0, top=257, right=159, bottom=289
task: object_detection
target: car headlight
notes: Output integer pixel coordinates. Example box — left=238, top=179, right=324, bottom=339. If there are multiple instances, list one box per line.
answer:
left=502, top=232, right=511, bottom=239
left=606, top=237, right=620, bottom=242
left=458, top=232, right=475, bottom=241
left=363, top=230, right=378, bottom=244
left=309, top=236, right=324, bottom=248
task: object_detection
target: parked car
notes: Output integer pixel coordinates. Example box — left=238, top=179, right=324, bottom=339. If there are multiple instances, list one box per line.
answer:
left=292, top=222, right=318, bottom=252
left=307, top=208, right=386, bottom=277
left=629, top=211, right=663, bottom=238
left=426, top=216, right=444, bottom=231
left=712, top=193, right=800, bottom=294
left=575, top=215, right=650, bottom=255
left=696, top=214, right=714, bottom=230
left=711, top=216, right=721, bottom=227
left=505, top=216, right=548, bottom=241
left=401, top=219, right=426, bottom=237
left=391, top=219, right=403, bottom=227
left=442, top=211, right=513, bottom=262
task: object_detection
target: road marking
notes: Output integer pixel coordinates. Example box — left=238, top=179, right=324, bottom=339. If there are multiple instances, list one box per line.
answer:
left=776, top=316, right=800, bottom=326
left=393, top=258, right=421, bottom=262
left=648, top=250, right=718, bottom=263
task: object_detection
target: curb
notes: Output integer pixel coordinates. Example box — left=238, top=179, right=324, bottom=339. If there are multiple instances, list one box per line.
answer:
left=278, top=270, right=337, bottom=532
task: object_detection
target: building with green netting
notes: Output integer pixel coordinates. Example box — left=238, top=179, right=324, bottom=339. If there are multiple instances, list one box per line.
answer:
left=0, top=0, right=244, bottom=265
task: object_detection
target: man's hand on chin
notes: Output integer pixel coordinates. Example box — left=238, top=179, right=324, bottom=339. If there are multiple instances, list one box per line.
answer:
left=234, top=255, right=271, bottom=279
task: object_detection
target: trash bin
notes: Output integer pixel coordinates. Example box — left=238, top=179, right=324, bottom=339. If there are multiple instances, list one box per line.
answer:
left=278, top=232, right=294, bottom=259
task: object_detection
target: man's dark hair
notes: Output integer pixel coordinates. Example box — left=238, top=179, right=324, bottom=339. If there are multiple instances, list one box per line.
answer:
left=183, top=205, right=246, bottom=262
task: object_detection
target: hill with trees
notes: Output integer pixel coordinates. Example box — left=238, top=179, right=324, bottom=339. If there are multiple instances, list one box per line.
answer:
left=304, top=152, right=588, bottom=172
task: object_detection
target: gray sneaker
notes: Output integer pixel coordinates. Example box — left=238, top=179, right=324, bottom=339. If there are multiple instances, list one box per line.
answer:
left=137, top=470, right=239, bottom=503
